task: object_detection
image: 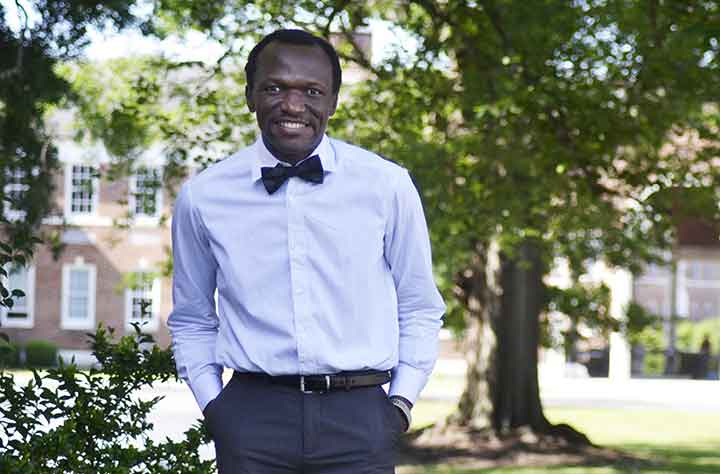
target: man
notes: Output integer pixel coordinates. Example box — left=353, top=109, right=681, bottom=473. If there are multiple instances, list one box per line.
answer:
left=168, top=29, right=445, bottom=474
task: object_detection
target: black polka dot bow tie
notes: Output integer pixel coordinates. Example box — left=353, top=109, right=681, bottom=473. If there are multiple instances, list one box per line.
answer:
left=261, top=155, right=324, bottom=195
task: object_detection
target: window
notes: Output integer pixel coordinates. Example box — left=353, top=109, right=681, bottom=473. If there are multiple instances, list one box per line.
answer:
left=130, top=168, right=162, bottom=220
left=686, top=261, right=720, bottom=281
left=3, top=168, right=29, bottom=221
left=124, top=271, right=160, bottom=332
left=1, top=264, right=35, bottom=328
left=66, top=164, right=98, bottom=216
left=61, top=261, right=96, bottom=330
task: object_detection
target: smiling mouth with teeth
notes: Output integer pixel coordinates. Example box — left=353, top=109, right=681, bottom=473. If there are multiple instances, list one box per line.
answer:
left=278, top=121, right=308, bottom=129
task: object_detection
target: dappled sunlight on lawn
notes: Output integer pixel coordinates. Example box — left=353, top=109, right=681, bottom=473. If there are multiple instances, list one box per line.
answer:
left=400, top=403, right=720, bottom=474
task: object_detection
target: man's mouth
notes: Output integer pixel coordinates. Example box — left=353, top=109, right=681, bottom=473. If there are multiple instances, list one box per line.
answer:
left=277, top=120, right=310, bottom=130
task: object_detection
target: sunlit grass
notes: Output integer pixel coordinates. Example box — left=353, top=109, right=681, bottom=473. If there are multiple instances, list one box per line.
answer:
left=406, top=400, right=720, bottom=474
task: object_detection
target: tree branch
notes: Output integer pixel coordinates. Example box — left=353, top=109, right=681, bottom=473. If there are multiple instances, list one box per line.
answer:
left=479, top=0, right=511, bottom=51
left=0, top=0, right=29, bottom=79
left=320, top=0, right=352, bottom=38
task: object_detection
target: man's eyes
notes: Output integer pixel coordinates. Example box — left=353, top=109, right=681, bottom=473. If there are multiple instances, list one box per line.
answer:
left=262, top=85, right=324, bottom=96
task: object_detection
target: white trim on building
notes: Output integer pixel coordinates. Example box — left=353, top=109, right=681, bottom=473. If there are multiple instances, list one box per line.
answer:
left=1, top=264, right=35, bottom=329
left=60, top=258, right=97, bottom=330
left=128, top=167, right=163, bottom=226
left=3, top=167, right=30, bottom=221
left=124, top=269, right=161, bottom=332
left=64, top=163, right=101, bottom=225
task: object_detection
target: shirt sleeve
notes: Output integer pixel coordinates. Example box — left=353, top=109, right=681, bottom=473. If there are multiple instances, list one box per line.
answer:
left=384, top=169, right=446, bottom=405
left=167, top=182, right=223, bottom=412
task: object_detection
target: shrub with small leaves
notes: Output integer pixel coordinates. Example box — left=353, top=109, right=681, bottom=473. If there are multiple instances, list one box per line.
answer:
left=24, top=340, right=58, bottom=368
left=0, top=336, right=20, bottom=368
left=0, top=324, right=215, bottom=473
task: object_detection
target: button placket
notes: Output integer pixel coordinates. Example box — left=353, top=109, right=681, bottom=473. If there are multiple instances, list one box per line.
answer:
left=287, top=186, right=310, bottom=371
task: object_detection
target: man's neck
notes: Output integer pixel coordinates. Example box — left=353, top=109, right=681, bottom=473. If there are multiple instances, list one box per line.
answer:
left=262, top=134, right=320, bottom=165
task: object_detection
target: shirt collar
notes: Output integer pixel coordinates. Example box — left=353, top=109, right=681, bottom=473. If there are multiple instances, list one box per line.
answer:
left=251, top=134, right=336, bottom=183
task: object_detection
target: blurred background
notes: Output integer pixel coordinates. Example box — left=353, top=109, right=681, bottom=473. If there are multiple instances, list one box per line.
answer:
left=1, top=1, right=719, bottom=473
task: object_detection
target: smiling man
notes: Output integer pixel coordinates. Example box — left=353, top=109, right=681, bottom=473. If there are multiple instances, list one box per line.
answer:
left=168, top=29, right=445, bottom=474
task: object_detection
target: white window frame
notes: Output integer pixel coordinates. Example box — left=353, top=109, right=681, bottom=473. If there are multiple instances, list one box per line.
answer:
left=61, top=260, right=97, bottom=330
left=678, top=258, right=720, bottom=320
left=128, top=167, right=162, bottom=225
left=0, top=264, right=35, bottom=329
left=3, top=168, right=29, bottom=222
left=64, top=163, right=99, bottom=221
left=124, top=270, right=161, bottom=332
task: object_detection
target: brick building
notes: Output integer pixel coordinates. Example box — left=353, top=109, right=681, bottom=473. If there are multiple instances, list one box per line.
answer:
left=2, top=139, right=173, bottom=363
left=634, top=218, right=720, bottom=323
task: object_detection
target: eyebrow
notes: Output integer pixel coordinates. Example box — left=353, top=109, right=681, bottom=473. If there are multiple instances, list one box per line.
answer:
left=262, top=75, right=330, bottom=89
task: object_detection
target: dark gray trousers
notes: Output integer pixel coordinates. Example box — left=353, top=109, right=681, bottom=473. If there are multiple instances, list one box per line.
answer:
left=203, top=373, right=404, bottom=474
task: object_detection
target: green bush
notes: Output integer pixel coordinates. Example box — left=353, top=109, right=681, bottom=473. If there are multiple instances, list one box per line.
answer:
left=24, top=339, right=58, bottom=367
left=677, top=317, right=720, bottom=354
left=0, top=324, right=214, bottom=473
left=644, top=352, right=665, bottom=376
left=0, top=338, right=20, bottom=368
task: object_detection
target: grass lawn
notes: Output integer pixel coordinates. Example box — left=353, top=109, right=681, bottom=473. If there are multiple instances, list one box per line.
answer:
left=402, top=400, right=720, bottom=474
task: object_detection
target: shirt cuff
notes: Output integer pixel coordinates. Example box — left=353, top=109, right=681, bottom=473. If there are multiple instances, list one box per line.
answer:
left=388, top=363, right=429, bottom=405
left=189, top=370, right=224, bottom=412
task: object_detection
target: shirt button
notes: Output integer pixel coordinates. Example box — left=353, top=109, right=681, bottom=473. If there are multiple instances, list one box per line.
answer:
left=296, top=287, right=303, bottom=294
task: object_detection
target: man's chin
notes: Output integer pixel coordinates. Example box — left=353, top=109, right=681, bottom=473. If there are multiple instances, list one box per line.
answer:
left=265, top=135, right=321, bottom=162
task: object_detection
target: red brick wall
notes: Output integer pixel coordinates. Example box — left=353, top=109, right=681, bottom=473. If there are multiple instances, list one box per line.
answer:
left=4, top=165, right=174, bottom=352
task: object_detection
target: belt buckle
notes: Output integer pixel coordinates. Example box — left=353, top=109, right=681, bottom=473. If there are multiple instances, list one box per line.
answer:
left=300, top=375, right=331, bottom=394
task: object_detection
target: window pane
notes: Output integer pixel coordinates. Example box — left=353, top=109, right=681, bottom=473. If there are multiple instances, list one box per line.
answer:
left=129, top=272, right=154, bottom=321
left=3, top=168, right=29, bottom=219
left=68, top=269, right=89, bottom=320
left=703, top=262, right=720, bottom=280
left=69, top=296, right=88, bottom=319
left=71, top=165, right=95, bottom=214
left=133, top=168, right=159, bottom=216
left=7, top=265, right=27, bottom=309
left=70, top=269, right=88, bottom=293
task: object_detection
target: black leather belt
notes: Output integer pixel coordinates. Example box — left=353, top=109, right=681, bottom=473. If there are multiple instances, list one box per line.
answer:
left=233, top=370, right=391, bottom=394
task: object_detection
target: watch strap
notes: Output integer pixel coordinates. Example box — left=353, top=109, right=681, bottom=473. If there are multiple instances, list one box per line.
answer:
left=389, top=395, right=412, bottom=431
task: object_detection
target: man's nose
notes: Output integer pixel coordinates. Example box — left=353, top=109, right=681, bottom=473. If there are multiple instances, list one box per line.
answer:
left=281, top=89, right=306, bottom=113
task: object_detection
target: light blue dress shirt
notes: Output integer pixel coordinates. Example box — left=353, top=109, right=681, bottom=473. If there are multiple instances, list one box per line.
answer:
left=168, top=135, right=446, bottom=411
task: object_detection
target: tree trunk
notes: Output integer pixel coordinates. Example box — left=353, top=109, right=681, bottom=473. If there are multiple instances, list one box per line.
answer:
left=493, top=240, right=550, bottom=433
left=451, top=240, right=502, bottom=429
left=450, top=239, right=591, bottom=445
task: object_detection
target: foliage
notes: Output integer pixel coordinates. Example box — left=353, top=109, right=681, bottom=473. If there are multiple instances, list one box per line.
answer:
left=676, top=317, right=720, bottom=354
left=0, top=324, right=214, bottom=473
left=58, top=0, right=720, bottom=431
left=0, top=1, right=151, bottom=329
left=24, top=339, right=58, bottom=367
left=624, top=302, right=664, bottom=347
left=546, top=282, right=613, bottom=354
left=2, top=0, right=718, bottom=436
left=0, top=337, right=20, bottom=368
left=623, top=303, right=665, bottom=375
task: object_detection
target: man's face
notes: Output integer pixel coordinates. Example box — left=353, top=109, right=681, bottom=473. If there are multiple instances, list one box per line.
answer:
left=247, top=42, right=338, bottom=163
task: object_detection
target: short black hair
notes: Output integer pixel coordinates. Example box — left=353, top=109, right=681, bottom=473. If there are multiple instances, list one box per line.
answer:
left=245, top=29, right=342, bottom=95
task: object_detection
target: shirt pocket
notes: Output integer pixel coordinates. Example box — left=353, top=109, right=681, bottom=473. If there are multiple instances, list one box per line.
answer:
left=304, top=213, right=384, bottom=269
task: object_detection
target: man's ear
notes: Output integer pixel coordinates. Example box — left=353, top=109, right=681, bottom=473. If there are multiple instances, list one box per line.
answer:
left=246, top=85, right=255, bottom=112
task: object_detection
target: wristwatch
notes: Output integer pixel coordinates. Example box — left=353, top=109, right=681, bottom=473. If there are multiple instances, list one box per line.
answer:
left=389, top=395, right=412, bottom=432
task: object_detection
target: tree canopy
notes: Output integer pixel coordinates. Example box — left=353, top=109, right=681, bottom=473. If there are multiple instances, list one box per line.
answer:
left=2, top=0, right=719, bottom=438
